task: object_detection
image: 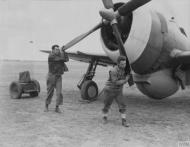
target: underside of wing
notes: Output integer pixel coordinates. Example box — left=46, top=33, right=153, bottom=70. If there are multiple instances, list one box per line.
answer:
left=40, top=50, right=115, bottom=66
left=67, top=51, right=115, bottom=66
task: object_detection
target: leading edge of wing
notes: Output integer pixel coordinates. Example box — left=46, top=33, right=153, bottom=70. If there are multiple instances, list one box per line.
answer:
left=67, top=51, right=115, bottom=66
left=40, top=50, right=115, bottom=66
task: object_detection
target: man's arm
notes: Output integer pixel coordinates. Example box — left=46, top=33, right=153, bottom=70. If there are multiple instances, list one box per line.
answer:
left=115, top=75, right=129, bottom=85
left=110, top=70, right=129, bottom=85
left=61, top=51, right=69, bottom=62
left=48, top=53, right=68, bottom=62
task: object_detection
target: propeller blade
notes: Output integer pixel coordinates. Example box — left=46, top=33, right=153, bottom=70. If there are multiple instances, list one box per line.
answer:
left=118, top=0, right=151, bottom=14
left=62, top=22, right=102, bottom=51
left=112, top=23, right=134, bottom=85
left=102, top=0, right=114, bottom=9
left=40, top=50, right=51, bottom=54
left=112, top=24, right=130, bottom=63
left=101, top=1, right=130, bottom=68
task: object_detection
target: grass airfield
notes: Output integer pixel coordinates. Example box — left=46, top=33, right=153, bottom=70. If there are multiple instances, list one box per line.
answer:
left=0, top=60, right=190, bottom=147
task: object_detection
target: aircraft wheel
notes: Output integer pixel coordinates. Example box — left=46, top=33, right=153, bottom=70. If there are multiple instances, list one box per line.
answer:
left=9, top=81, right=22, bottom=99
left=81, top=80, right=98, bottom=101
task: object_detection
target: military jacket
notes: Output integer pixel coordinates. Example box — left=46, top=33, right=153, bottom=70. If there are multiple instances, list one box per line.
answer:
left=105, top=65, right=127, bottom=91
left=48, top=51, right=69, bottom=75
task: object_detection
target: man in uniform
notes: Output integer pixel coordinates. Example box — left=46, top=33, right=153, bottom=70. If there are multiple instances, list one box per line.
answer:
left=44, top=44, right=69, bottom=113
left=102, top=56, right=130, bottom=127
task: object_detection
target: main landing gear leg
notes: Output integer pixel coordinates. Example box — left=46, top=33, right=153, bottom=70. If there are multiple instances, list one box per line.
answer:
left=77, top=59, right=99, bottom=101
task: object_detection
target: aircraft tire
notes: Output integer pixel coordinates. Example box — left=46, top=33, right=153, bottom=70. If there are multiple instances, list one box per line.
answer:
left=81, top=80, right=98, bottom=101
left=9, top=81, right=22, bottom=99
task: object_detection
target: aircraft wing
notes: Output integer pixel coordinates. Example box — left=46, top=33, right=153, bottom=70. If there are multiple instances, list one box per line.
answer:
left=171, top=50, right=190, bottom=64
left=40, top=50, right=115, bottom=66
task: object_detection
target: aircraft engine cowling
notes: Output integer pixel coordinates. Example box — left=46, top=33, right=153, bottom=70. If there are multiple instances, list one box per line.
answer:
left=100, top=3, right=166, bottom=74
left=100, top=2, right=132, bottom=64
left=101, top=3, right=190, bottom=74
left=134, top=69, right=180, bottom=99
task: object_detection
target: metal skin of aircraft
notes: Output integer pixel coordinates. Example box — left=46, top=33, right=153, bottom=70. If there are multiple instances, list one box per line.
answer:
left=41, top=0, right=190, bottom=101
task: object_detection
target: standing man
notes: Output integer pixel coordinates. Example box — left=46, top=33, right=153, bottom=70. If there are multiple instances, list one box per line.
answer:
left=102, top=56, right=130, bottom=127
left=44, top=44, right=69, bottom=113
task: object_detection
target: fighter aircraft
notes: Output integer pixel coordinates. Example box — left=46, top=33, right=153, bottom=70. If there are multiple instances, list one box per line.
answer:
left=41, top=0, right=190, bottom=101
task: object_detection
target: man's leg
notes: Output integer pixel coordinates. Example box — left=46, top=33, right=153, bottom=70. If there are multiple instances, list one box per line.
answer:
left=45, top=74, right=55, bottom=112
left=55, top=75, right=63, bottom=113
left=115, top=91, right=129, bottom=127
left=102, top=90, right=115, bottom=123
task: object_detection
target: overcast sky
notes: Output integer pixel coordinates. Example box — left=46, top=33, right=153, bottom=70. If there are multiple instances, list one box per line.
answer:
left=0, top=0, right=190, bottom=60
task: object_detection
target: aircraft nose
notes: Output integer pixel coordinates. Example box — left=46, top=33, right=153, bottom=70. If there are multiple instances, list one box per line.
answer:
left=125, top=9, right=163, bottom=74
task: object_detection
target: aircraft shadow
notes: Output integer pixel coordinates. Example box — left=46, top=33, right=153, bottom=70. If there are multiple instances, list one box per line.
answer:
left=125, top=94, right=190, bottom=111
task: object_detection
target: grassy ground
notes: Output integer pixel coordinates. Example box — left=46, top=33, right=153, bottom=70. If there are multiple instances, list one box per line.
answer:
left=0, top=60, right=190, bottom=147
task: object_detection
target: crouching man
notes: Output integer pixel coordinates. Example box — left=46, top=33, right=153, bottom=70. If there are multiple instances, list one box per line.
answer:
left=44, top=44, right=69, bottom=113
left=102, top=56, right=130, bottom=127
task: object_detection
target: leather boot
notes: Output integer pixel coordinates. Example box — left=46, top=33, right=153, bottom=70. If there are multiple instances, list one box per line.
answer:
left=55, top=106, right=61, bottom=113
left=44, top=104, right=49, bottom=112
left=103, top=116, right=108, bottom=124
left=122, top=118, right=129, bottom=127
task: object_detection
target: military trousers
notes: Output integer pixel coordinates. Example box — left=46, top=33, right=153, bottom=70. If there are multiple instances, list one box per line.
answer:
left=45, top=73, right=63, bottom=106
left=102, top=89, right=126, bottom=114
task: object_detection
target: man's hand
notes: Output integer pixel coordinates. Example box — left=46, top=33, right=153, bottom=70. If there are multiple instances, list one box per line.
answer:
left=121, top=76, right=130, bottom=85
left=61, top=50, right=69, bottom=62
left=126, top=75, right=130, bottom=81
left=61, top=46, right=65, bottom=52
left=124, top=79, right=128, bottom=84
left=115, top=79, right=127, bottom=85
